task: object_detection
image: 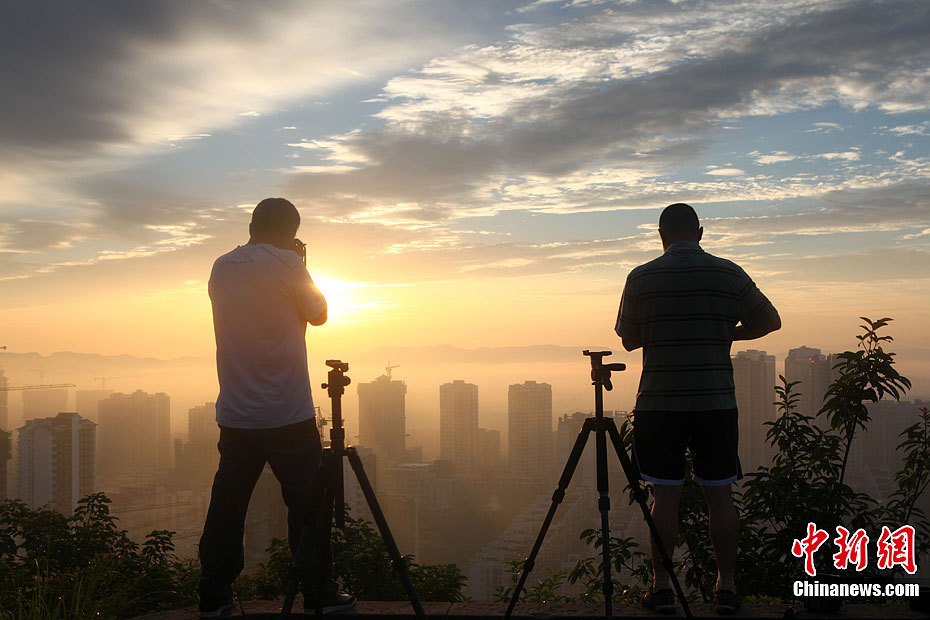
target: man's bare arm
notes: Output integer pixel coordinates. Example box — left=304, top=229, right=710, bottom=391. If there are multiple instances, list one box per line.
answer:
left=621, top=333, right=643, bottom=351
left=615, top=274, right=642, bottom=351
left=734, top=308, right=781, bottom=341
left=309, top=305, right=327, bottom=326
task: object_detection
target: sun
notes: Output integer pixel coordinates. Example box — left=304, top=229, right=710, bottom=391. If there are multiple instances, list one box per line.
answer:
left=308, top=273, right=402, bottom=325
left=311, top=275, right=358, bottom=321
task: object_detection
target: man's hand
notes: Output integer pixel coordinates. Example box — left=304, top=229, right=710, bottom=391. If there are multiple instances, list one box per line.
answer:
left=293, top=238, right=307, bottom=264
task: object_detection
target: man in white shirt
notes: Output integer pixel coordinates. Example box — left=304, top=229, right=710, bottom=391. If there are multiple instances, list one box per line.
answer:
left=199, top=198, right=354, bottom=617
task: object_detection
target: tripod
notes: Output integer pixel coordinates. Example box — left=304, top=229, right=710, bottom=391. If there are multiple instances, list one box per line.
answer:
left=280, top=360, right=427, bottom=619
left=504, top=350, right=692, bottom=619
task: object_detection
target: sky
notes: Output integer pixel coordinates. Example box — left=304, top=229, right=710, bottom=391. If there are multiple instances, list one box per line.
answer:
left=1, top=0, right=929, bottom=428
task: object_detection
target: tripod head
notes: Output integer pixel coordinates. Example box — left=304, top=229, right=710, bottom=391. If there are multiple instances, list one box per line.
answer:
left=322, top=359, right=351, bottom=399
left=322, top=359, right=351, bottom=446
left=583, top=350, right=626, bottom=392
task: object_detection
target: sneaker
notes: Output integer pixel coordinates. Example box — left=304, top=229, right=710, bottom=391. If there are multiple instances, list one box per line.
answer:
left=199, top=598, right=234, bottom=618
left=714, top=589, right=741, bottom=615
left=642, top=588, right=675, bottom=614
left=303, top=591, right=357, bottom=615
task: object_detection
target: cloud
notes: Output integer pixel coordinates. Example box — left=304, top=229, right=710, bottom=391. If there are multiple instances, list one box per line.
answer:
left=334, top=181, right=930, bottom=282
left=884, top=122, right=930, bottom=137
left=818, top=151, right=861, bottom=161
left=901, top=228, right=930, bottom=240
left=0, top=219, right=81, bottom=252
left=752, top=151, right=799, bottom=165
left=705, top=167, right=746, bottom=176
left=0, top=1, right=501, bottom=175
left=705, top=182, right=930, bottom=242
left=287, top=0, right=930, bottom=223
left=806, top=122, right=844, bottom=133
left=5, top=0, right=930, bottom=289
left=765, top=247, right=930, bottom=282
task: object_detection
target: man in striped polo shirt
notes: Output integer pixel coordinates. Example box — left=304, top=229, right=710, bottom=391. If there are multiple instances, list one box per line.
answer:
left=615, top=203, right=780, bottom=615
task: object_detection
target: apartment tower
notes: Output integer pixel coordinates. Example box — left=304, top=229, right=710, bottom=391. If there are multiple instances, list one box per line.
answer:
left=439, top=380, right=479, bottom=476
left=17, top=412, right=96, bottom=513
left=508, top=381, right=554, bottom=483
left=358, top=373, right=407, bottom=463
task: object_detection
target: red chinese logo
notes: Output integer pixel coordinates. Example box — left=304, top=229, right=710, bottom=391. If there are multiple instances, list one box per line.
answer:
left=791, top=522, right=829, bottom=576
left=833, top=526, right=869, bottom=571
left=792, top=523, right=918, bottom=575
left=876, top=525, right=917, bottom=574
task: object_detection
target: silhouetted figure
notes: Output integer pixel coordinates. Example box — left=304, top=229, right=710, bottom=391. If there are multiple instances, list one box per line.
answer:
left=199, top=198, right=354, bottom=618
left=615, top=203, right=780, bottom=615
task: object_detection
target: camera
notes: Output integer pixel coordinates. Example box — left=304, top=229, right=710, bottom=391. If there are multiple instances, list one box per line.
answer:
left=293, top=238, right=307, bottom=264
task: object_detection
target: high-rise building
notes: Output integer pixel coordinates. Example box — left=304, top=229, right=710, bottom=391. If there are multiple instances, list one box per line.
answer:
left=476, top=427, right=501, bottom=471
left=358, top=374, right=407, bottom=463
left=404, top=445, right=423, bottom=463
left=379, top=460, right=459, bottom=560
left=343, top=445, right=376, bottom=523
left=23, top=388, right=69, bottom=421
left=17, top=412, right=96, bottom=514
left=556, top=410, right=625, bottom=488
left=732, top=350, right=776, bottom=471
left=785, top=347, right=840, bottom=420
left=439, top=380, right=479, bottom=476
left=557, top=411, right=592, bottom=487
left=98, top=390, right=170, bottom=481
left=75, top=389, right=113, bottom=423
left=851, top=399, right=927, bottom=484
left=0, top=366, right=8, bottom=430
left=0, top=369, right=7, bottom=499
left=188, top=402, right=219, bottom=446
left=174, top=402, right=219, bottom=484
left=0, top=429, right=10, bottom=500
left=508, top=381, right=554, bottom=483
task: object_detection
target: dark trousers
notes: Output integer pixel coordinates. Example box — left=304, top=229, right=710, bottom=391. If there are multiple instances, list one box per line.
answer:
left=198, top=418, right=330, bottom=603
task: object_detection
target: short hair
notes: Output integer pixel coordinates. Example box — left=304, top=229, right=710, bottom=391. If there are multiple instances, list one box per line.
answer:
left=659, top=203, right=700, bottom=233
left=251, top=197, right=300, bottom=236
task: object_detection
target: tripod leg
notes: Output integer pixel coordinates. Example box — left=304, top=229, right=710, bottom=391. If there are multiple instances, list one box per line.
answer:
left=605, top=419, right=693, bottom=619
left=594, top=417, right=613, bottom=619
left=346, top=448, right=427, bottom=620
left=505, top=420, right=594, bottom=619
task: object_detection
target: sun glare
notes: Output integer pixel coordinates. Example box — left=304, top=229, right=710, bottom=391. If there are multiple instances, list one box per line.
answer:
left=310, top=275, right=403, bottom=324
left=311, top=275, right=356, bottom=320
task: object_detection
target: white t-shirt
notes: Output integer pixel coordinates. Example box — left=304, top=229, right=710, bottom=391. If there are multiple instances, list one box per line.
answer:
left=208, top=243, right=326, bottom=429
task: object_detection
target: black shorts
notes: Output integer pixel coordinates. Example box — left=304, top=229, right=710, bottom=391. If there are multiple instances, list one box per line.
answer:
left=631, top=408, right=742, bottom=486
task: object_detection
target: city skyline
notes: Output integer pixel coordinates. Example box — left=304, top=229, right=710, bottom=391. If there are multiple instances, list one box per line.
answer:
left=3, top=344, right=921, bottom=464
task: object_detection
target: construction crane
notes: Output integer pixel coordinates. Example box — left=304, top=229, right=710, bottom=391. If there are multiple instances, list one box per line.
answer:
left=385, top=362, right=400, bottom=379
left=93, top=375, right=138, bottom=389
left=0, top=383, right=76, bottom=392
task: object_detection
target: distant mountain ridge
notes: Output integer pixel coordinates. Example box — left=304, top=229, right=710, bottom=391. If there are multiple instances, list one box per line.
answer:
left=0, top=345, right=618, bottom=370
left=0, top=351, right=212, bottom=388
left=370, top=344, right=618, bottom=364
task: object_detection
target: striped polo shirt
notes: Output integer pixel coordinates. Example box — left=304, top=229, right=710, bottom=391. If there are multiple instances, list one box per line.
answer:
left=615, top=241, right=777, bottom=412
